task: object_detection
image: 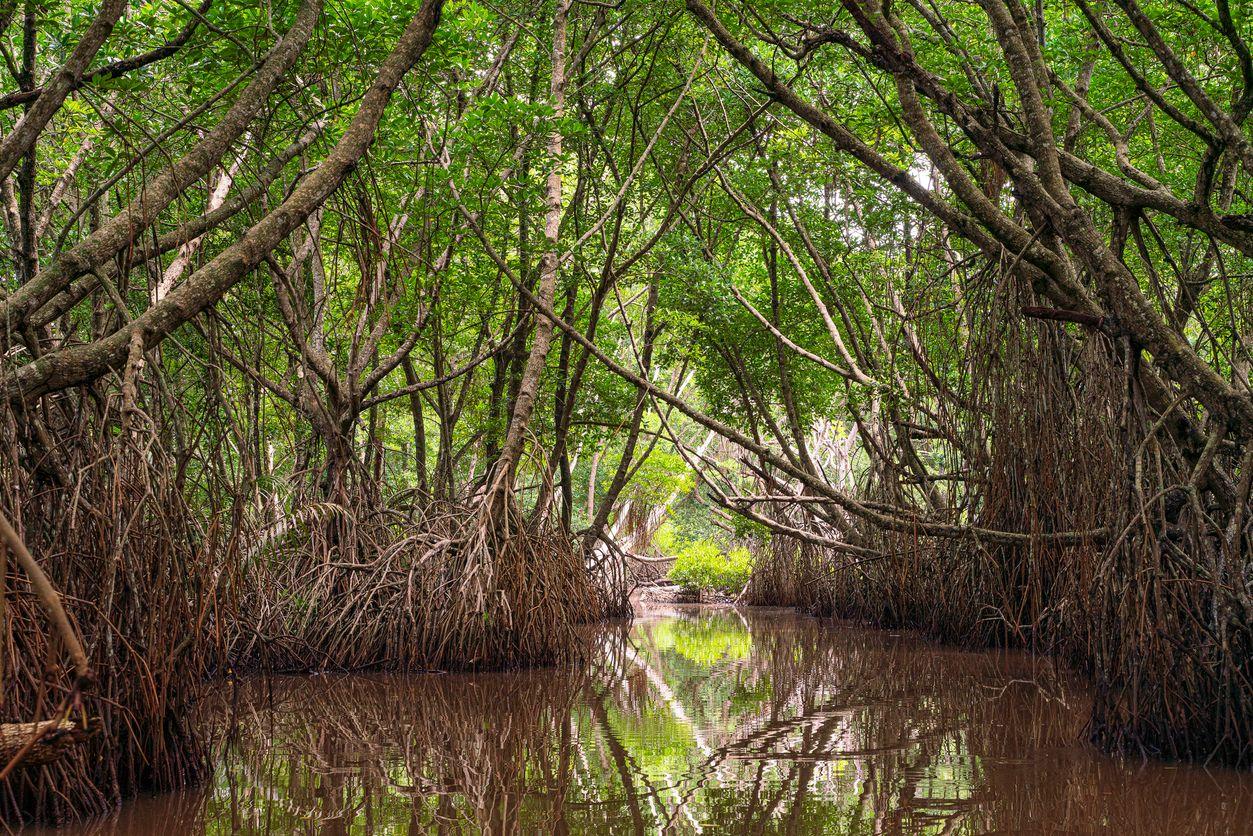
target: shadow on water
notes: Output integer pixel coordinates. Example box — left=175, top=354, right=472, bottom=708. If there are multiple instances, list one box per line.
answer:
left=50, top=606, right=1253, bottom=834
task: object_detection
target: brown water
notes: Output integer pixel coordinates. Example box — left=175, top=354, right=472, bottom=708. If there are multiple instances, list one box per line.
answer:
left=52, top=606, right=1253, bottom=834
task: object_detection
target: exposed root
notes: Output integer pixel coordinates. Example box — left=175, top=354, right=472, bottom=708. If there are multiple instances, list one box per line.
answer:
left=0, top=403, right=213, bottom=823
left=745, top=277, right=1253, bottom=768
left=229, top=494, right=600, bottom=672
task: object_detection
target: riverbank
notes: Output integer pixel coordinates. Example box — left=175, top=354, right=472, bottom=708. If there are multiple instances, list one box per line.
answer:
left=631, top=580, right=737, bottom=607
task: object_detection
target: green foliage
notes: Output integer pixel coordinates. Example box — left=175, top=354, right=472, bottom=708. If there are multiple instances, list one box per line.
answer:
left=729, top=514, right=771, bottom=542
left=667, top=538, right=754, bottom=596
left=622, top=448, right=694, bottom=505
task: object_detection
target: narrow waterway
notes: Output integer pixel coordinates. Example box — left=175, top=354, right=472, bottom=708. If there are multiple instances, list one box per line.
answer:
left=55, top=606, right=1253, bottom=834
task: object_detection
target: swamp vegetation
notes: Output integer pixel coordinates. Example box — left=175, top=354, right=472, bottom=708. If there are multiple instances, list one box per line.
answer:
left=0, top=0, right=1249, bottom=827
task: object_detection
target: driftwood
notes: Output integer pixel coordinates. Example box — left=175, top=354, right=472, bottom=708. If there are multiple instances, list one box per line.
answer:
left=0, top=719, right=92, bottom=771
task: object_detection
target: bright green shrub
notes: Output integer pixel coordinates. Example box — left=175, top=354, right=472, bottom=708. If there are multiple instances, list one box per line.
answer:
left=668, top=540, right=753, bottom=595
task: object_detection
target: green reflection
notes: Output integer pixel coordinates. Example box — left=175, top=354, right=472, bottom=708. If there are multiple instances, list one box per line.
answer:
left=648, top=611, right=753, bottom=665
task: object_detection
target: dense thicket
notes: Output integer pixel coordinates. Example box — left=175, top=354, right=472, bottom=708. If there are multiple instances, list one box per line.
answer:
left=0, top=0, right=1248, bottom=822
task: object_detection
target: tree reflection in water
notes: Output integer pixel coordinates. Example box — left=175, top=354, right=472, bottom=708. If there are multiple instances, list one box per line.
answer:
left=64, top=607, right=1253, bottom=834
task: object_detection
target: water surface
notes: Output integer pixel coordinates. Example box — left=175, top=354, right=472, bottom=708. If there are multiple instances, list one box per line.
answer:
left=63, top=606, right=1253, bottom=833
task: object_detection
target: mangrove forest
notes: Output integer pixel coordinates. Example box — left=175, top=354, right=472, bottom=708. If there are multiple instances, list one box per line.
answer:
left=0, top=0, right=1250, bottom=830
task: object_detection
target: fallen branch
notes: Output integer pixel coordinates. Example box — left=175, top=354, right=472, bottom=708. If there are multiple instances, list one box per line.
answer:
left=0, top=720, right=93, bottom=775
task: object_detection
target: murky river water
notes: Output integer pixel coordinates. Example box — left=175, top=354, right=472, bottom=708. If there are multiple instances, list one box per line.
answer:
left=56, top=606, right=1252, bottom=834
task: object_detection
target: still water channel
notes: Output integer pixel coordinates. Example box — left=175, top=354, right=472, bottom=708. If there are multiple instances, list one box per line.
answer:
left=60, top=606, right=1253, bottom=834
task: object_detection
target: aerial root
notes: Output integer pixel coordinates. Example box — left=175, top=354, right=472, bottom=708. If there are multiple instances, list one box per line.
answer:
left=231, top=492, right=600, bottom=672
